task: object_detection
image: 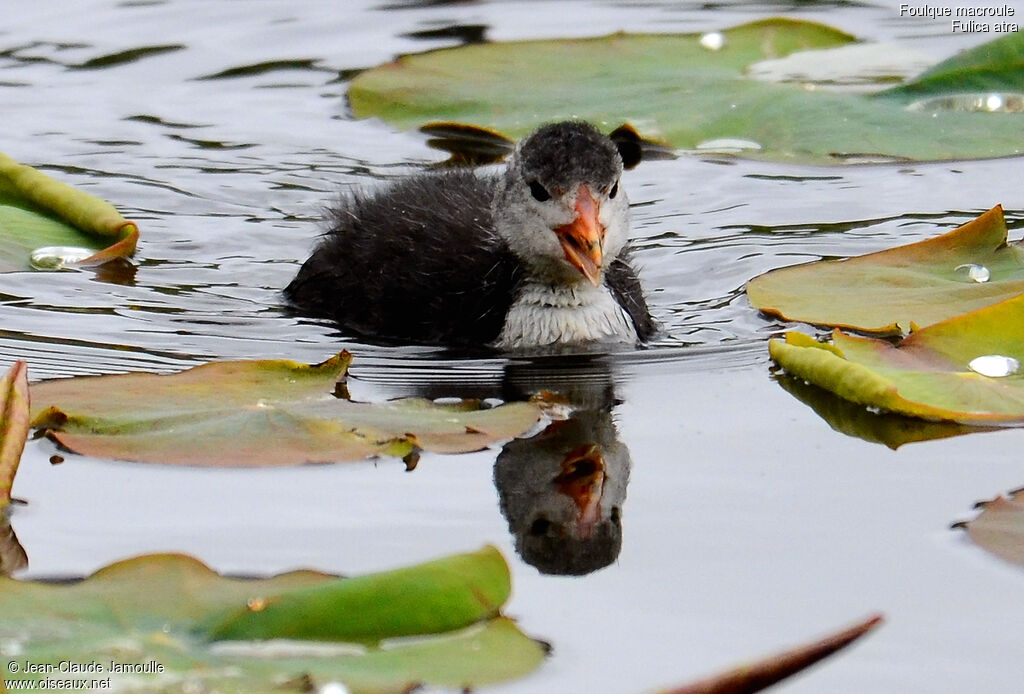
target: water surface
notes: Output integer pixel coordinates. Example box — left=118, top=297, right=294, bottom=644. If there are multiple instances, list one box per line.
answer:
left=2, top=2, right=1023, bottom=693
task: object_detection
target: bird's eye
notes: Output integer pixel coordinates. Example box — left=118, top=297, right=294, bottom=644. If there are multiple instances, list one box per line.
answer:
left=529, top=517, right=553, bottom=536
left=528, top=180, right=551, bottom=202
left=608, top=180, right=619, bottom=199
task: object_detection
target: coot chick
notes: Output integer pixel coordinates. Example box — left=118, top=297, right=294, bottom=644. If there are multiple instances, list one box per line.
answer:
left=284, top=121, right=654, bottom=349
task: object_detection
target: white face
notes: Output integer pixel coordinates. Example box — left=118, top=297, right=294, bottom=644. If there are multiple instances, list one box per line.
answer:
left=491, top=151, right=630, bottom=285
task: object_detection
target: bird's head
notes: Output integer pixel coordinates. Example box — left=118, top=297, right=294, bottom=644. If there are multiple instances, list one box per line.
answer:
left=492, top=122, right=629, bottom=286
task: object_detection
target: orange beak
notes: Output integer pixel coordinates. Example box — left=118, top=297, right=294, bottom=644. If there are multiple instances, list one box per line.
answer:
left=554, top=444, right=606, bottom=540
left=554, top=184, right=604, bottom=286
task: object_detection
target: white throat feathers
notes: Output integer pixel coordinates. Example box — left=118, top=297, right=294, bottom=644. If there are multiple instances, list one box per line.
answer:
left=493, top=281, right=637, bottom=349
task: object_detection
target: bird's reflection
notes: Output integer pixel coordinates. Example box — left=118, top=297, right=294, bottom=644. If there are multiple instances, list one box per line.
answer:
left=492, top=356, right=629, bottom=575
left=349, top=351, right=632, bottom=575
left=494, top=403, right=628, bottom=575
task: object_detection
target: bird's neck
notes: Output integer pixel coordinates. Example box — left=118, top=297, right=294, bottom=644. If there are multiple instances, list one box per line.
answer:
left=492, top=279, right=637, bottom=349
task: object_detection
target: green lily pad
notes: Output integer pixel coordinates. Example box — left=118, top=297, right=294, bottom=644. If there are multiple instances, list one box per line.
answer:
left=769, top=292, right=1024, bottom=424
left=747, top=206, right=1024, bottom=335
left=0, top=151, right=138, bottom=272
left=954, top=488, right=1024, bottom=568
left=28, top=352, right=545, bottom=466
left=0, top=546, right=547, bottom=693
left=882, top=28, right=1024, bottom=101
left=348, top=19, right=1024, bottom=164
left=0, top=361, right=29, bottom=508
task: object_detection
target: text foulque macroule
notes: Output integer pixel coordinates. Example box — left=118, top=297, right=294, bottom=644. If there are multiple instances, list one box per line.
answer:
left=898, top=4, right=1019, bottom=32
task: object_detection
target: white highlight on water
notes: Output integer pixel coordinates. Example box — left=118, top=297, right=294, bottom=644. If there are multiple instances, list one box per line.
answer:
left=968, top=355, right=1020, bottom=378
left=29, top=245, right=94, bottom=270
left=695, top=138, right=763, bottom=154
left=699, top=32, right=726, bottom=51
left=954, top=263, right=991, bottom=283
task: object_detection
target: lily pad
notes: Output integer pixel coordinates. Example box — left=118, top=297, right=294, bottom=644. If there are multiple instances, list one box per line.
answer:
left=0, top=361, right=29, bottom=576
left=0, top=546, right=547, bottom=693
left=882, top=29, right=1024, bottom=101
left=0, top=361, right=29, bottom=508
left=28, top=352, right=544, bottom=466
left=0, top=151, right=138, bottom=272
left=747, top=206, right=1024, bottom=334
left=954, top=488, right=1024, bottom=568
left=348, top=19, right=1024, bottom=164
left=769, top=292, right=1024, bottom=424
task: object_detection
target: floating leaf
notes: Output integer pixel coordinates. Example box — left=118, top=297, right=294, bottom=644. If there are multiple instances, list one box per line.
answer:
left=0, top=151, right=138, bottom=272
left=655, top=614, right=883, bottom=694
left=881, top=29, right=1024, bottom=101
left=0, top=361, right=29, bottom=575
left=748, top=206, right=1024, bottom=334
left=954, top=488, right=1024, bottom=568
left=349, top=19, right=1024, bottom=164
left=0, top=361, right=29, bottom=508
left=769, top=293, right=1024, bottom=424
left=0, top=546, right=547, bottom=693
left=200, top=545, right=511, bottom=642
left=28, top=352, right=544, bottom=466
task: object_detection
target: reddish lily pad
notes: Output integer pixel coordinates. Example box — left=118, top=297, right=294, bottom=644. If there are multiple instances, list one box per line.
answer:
left=28, top=352, right=545, bottom=466
left=769, top=291, right=1024, bottom=424
left=748, top=206, right=1024, bottom=335
left=0, top=361, right=29, bottom=508
left=657, top=614, right=883, bottom=694
left=0, top=546, right=547, bottom=693
left=954, top=488, right=1024, bottom=568
left=0, top=151, right=138, bottom=272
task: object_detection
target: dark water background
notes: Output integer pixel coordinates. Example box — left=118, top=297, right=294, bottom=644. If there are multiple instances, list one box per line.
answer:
left=2, top=1, right=1023, bottom=692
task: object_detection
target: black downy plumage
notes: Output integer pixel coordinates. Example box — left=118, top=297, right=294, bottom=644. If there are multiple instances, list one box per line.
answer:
left=285, top=121, right=655, bottom=348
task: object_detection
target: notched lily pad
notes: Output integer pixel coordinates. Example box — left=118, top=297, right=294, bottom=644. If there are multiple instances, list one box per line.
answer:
left=349, top=19, right=1024, bottom=164
left=0, top=546, right=548, bottom=694
left=420, top=121, right=673, bottom=168
left=28, top=352, right=546, bottom=466
left=769, top=292, right=1024, bottom=424
left=954, top=488, right=1024, bottom=568
left=0, top=151, right=138, bottom=272
left=748, top=206, right=1024, bottom=334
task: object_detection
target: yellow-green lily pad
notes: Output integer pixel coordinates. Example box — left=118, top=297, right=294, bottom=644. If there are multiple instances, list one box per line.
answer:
left=0, top=546, right=547, bottom=694
left=349, top=19, right=1024, bottom=164
left=748, top=206, right=1024, bottom=335
left=29, top=352, right=544, bottom=466
left=769, top=292, right=1024, bottom=424
left=0, top=151, right=138, bottom=272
